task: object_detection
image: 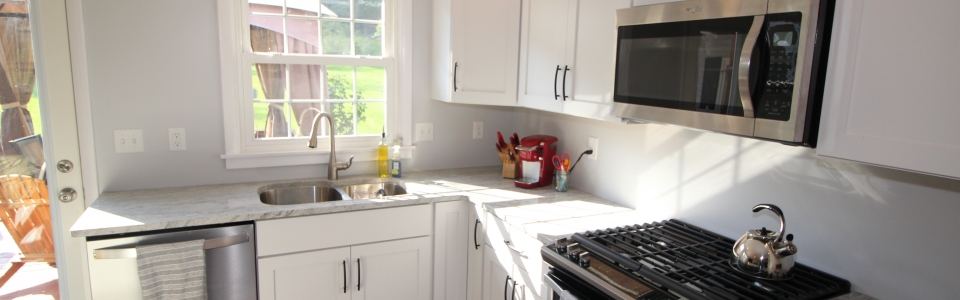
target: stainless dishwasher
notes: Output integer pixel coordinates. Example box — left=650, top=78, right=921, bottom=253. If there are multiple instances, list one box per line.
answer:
left=85, top=223, right=257, bottom=300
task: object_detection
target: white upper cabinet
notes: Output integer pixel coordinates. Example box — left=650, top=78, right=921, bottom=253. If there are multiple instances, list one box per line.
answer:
left=517, top=0, right=572, bottom=113
left=563, top=0, right=633, bottom=121
left=519, top=0, right=632, bottom=120
left=432, top=0, right=520, bottom=106
left=817, top=0, right=960, bottom=179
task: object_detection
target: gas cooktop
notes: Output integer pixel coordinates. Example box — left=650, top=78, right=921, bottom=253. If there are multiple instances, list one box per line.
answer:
left=542, top=219, right=850, bottom=300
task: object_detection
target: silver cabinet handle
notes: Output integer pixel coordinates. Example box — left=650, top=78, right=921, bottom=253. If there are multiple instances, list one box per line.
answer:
left=738, top=15, right=765, bottom=118
left=504, top=240, right=527, bottom=258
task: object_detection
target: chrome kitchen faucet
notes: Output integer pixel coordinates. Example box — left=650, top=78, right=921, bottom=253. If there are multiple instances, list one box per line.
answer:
left=308, top=112, right=353, bottom=180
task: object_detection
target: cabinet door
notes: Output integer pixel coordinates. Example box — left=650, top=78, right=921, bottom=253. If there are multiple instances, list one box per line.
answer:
left=467, top=204, right=486, bottom=300
left=481, top=244, right=514, bottom=300
left=446, top=0, right=520, bottom=106
left=817, top=0, right=960, bottom=179
left=517, top=0, right=570, bottom=113
left=352, top=236, right=432, bottom=300
left=563, top=0, right=633, bottom=121
left=434, top=201, right=470, bottom=299
left=258, top=247, right=351, bottom=300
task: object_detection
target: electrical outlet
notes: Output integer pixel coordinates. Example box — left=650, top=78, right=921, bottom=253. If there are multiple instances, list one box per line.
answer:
left=114, top=129, right=144, bottom=153
left=473, top=121, right=483, bottom=139
left=588, top=136, right=599, bottom=160
left=416, top=123, right=434, bottom=142
left=169, top=128, right=186, bottom=151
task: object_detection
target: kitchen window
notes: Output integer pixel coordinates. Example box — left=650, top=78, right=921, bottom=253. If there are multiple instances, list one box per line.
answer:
left=217, top=0, right=412, bottom=169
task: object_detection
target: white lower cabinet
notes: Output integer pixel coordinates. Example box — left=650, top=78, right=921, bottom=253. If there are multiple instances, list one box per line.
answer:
left=481, top=243, right=513, bottom=300
left=352, top=237, right=432, bottom=299
left=466, top=203, right=486, bottom=300
left=256, top=205, right=432, bottom=300
left=258, top=237, right=431, bottom=300
left=434, top=201, right=470, bottom=299
left=258, top=247, right=352, bottom=300
left=479, top=212, right=546, bottom=300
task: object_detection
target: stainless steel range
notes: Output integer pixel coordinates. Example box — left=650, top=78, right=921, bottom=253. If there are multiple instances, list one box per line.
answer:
left=540, top=220, right=849, bottom=299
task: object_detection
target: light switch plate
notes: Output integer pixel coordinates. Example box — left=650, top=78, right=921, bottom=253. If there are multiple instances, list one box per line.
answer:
left=169, top=128, right=186, bottom=151
left=588, top=136, right=598, bottom=160
left=416, top=123, right=434, bottom=142
left=473, top=121, right=483, bottom=139
left=114, top=129, right=144, bottom=153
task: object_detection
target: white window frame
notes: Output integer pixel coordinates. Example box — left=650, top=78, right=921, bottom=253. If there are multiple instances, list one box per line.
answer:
left=216, top=0, right=413, bottom=169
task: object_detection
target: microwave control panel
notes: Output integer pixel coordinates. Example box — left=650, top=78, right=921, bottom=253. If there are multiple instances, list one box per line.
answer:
left=755, top=12, right=802, bottom=121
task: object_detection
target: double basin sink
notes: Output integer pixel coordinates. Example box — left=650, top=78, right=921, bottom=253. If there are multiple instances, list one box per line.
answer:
left=259, top=181, right=407, bottom=205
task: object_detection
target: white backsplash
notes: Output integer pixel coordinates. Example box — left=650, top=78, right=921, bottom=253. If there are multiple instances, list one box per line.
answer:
left=519, top=108, right=960, bottom=299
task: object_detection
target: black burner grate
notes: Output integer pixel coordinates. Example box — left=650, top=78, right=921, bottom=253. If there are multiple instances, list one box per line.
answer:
left=572, top=220, right=850, bottom=300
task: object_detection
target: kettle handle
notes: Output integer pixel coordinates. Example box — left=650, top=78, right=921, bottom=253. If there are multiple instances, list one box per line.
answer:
left=752, top=204, right=786, bottom=244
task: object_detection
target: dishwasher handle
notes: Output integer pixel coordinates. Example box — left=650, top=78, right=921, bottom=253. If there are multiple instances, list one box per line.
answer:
left=92, top=232, right=249, bottom=259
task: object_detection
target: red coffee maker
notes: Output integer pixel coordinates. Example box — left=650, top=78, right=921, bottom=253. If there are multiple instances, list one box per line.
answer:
left=514, top=135, right=558, bottom=189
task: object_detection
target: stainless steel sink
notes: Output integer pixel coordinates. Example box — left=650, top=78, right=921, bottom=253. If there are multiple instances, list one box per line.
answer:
left=259, top=181, right=407, bottom=205
left=340, top=182, right=407, bottom=199
left=260, top=186, right=345, bottom=205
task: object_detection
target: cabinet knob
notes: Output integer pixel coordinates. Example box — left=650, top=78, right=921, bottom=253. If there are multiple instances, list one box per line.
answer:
left=59, top=187, right=77, bottom=203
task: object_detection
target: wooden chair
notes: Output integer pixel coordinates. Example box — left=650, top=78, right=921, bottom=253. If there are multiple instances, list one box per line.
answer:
left=0, top=174, right=55, bottom=288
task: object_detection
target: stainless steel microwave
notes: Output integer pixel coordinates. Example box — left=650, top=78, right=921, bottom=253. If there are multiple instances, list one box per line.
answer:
left=612, top=0, right=834, bottom=147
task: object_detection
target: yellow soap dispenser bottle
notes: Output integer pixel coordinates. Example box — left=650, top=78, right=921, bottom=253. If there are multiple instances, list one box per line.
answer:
left=377, top=127, right=389, bottom=178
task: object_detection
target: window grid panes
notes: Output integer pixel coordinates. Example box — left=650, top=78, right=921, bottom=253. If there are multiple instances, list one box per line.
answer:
left=246, top=0, right=386, bottom=141
left=251, top=64, right=386, bottom=139
left=249, top=0, right=384, bottom=56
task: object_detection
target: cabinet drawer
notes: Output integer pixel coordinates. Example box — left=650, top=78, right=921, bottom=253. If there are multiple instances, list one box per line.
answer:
left=256, top=205, right=432, bottom=257
left=484, top=212, right=510, bottom=253
left=505, top=225, right=544, bottom=300
left=507, top=225, right=543, bottom=277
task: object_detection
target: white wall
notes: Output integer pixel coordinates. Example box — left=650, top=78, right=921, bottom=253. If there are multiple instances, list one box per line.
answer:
left=79, top=0, right=514, bottom=192
left=519, top=108, right=960, bottom=299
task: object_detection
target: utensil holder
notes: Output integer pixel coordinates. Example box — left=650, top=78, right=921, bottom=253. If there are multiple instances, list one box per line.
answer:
left=554, top=170, right=568, bottom=192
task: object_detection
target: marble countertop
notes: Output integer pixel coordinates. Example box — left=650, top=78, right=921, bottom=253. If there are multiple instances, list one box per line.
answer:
left=70, top=166, right=627, bottom=237
left=70, top=166, right=874, bottom=299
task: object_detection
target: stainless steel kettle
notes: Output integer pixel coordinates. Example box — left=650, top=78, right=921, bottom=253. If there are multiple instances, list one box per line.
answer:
left=730, top=204, right=798, bottom=280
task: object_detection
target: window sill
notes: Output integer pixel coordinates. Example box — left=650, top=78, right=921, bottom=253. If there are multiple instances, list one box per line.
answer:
left=220, top=146, right=416, bottom=169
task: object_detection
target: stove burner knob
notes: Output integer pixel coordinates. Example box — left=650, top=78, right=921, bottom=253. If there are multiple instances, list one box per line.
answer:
left=578, top=252, right=591, bottom=268
left=555, top=237, right=569, bottom=254
left=566, top=243, right=581, bottom=261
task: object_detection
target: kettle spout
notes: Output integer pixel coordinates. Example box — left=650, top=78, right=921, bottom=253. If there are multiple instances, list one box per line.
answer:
left=775, top=233, right=797, bottom=257
left=775, top=243, right=798, bottom=257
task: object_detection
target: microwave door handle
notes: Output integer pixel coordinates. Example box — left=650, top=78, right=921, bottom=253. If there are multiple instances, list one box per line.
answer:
left=738, top=16, right=765, bottom=119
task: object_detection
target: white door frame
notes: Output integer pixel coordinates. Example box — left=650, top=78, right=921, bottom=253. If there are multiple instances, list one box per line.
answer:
left=64, top=0, right=100, bottom=206
left=31, top=0, right=94, bottom=299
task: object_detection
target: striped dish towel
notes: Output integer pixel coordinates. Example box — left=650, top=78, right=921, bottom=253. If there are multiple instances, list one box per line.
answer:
left=136, top=240, right=207, bottom=300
